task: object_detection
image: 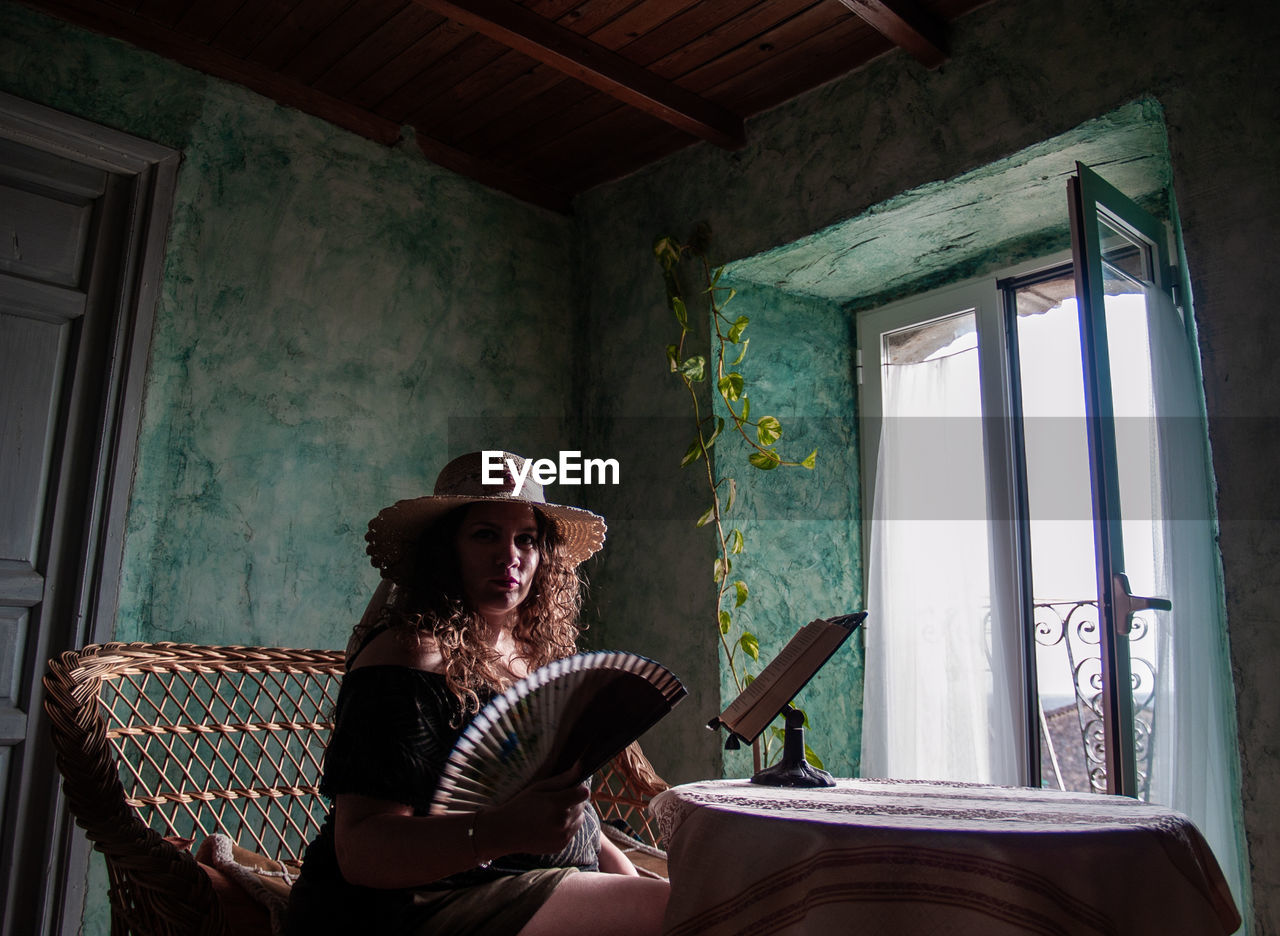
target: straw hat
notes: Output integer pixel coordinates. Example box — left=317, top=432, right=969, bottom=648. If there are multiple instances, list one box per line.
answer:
left=366, top=451, right=607, bottom=581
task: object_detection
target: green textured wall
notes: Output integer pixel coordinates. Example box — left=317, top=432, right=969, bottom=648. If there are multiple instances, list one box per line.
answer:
left=707, top=282, right=863, bottom=778
left=728, top=100, right=1172, bottom=311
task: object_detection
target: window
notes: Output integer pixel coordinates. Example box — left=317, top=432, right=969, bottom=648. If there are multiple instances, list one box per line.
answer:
left=857, top=165, right=1245, bottom=909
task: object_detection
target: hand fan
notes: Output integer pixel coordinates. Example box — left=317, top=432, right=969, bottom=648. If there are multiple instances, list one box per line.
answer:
left=429, top=651, right=686, bottom=815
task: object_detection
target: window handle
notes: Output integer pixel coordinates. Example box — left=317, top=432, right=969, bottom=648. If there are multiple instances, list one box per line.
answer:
left=1111, top=572, right=1172, bottom=635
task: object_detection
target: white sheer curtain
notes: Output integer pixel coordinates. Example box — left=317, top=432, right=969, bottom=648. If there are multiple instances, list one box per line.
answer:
left=861, top=337, right=1021, bottom=784
left=1145, top=289, right=1249, bottom=915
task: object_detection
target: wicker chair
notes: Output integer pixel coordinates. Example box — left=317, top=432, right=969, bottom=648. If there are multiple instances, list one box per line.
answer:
left=43, top=642, right=669, bottom=936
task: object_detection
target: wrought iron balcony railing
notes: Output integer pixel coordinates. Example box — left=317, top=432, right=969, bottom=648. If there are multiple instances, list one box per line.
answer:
left=1032, top=598, right=1157, bottom=799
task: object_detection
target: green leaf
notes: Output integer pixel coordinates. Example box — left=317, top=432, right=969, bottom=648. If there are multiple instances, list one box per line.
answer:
left=679, top=355, right=705, bottom=381
left=804, top=744, right=825, bottom=770
left=730, top=338, right=749, bottom=366
left=665, top=343, right=679, bottom=372
left=711, top=266, right=724, bottom=286
left=725, top=477, right=737, bottom=513
left=734, top=580, right=749, bottom=607
left=718, top=287, right=737, bottom=309
left=728, top=528, right=744, bottom=554
left=672, top=295, right=688, bottom=329
left=741, top=396, right=750, bottom=421
left=728, top=315, right=749, bottom=343
left=738, top=631, right=759, bottom=661
left=749, top=449, right=781, bottom=470
left=696, top=504, right=716, bottom=528
left=769, top=726, right=786, bottom=743
left=717, top=372, right=744, bottom=402
left=705, top=416, right=725, bottom=449
left=713, top=557, right=732, bottom=583
left=653, top=235, right=682, bottom=269
left=757, top=416, right=782, bottom=446
left=743, top=673, right=755, bottom=687
left=681, top=439, right=703, bottom=467
left=718, top=610, right=732, bottom=634
left=801, top=448, right=817, bottom=469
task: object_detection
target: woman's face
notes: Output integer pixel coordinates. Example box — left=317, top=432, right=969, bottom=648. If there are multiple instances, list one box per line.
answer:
left=454, top=502, right=542, bottom=624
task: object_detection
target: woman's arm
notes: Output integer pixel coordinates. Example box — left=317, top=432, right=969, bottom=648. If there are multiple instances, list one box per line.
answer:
left=334, top=769, right=592, bottom=888
left=335, top=797, right=473, bottom=887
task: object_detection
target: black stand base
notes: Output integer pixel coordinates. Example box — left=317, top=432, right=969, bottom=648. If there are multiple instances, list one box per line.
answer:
left=750, top=758, right=835, bottom=787
left=749, top=706, right=835, bottom=788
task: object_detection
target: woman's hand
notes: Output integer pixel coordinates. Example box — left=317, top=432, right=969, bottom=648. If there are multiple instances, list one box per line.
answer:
left=480, top=766, right=591, bottom=857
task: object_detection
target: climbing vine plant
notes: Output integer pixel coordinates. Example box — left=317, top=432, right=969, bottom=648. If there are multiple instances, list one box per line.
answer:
left=653, top=226, right=818, bottom=770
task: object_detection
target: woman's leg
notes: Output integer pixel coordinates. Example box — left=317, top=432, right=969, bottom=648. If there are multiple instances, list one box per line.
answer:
left=517, top=872, right=669, bottom=936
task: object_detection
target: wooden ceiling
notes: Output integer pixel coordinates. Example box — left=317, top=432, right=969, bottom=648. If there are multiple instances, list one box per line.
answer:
left=20, top=0, right=988, bottom=212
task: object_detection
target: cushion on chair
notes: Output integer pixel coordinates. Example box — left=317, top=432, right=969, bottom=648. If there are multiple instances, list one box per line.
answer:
left=196, top=861, right=275, bottom=935
left=195, top=834, right=298, bottom=936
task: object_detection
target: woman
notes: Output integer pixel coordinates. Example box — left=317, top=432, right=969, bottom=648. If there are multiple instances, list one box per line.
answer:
left=286, top=451, right=669, bottom=936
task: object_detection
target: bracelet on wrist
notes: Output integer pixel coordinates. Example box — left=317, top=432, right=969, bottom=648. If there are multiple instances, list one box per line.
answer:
left=468, top=812, right=492, bottom=869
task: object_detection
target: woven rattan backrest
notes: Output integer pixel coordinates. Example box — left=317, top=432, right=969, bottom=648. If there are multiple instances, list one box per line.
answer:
left=46, top=643, right=345, bottom=863
left=591, top=741, right=669, bottom=847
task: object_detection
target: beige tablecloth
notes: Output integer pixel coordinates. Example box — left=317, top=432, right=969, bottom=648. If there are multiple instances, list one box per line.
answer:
left=651, top=778, right=1240, bottom=936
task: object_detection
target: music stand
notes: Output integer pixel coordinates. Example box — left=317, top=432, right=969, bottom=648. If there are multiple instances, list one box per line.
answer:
left=707, top=612, right=865, bottom=788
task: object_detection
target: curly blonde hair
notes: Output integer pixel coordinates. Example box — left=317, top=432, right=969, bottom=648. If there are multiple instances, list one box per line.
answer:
left=373, top=504, right=584, bottom=720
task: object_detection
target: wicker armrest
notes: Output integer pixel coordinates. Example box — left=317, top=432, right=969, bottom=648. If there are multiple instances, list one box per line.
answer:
left=44, top=643, right=345, bottom=936
left=591, top=741, right=670, bottom=849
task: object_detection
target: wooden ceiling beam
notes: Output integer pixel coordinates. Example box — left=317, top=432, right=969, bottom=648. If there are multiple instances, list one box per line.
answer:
left=410, top=0, right=747, bottom=149
left=832, top=0, right=948, bottom=68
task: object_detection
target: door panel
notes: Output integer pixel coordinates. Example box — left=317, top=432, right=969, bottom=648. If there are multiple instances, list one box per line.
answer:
left=1007, top=266, right=1168, bottom=798
left=0, top=604, right=26, bottom=815
left=1068, top=162, right=1172, bottom=798
left=0, top=144, right=98, bottom=855
left=0, top=96, right=175, bottom=935
left=1006, top=270, right=1103, bottom=792
left=1, top=313, right=75, bottom=561
left=0, top=138, right=100, bottom=289
left=0, top=187, right=93, bottom=286
left=858, top=278, right=1028, bottom=786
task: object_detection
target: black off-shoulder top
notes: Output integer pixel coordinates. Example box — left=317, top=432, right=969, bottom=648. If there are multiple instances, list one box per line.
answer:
left=296, top=665, right=600, bottom=899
